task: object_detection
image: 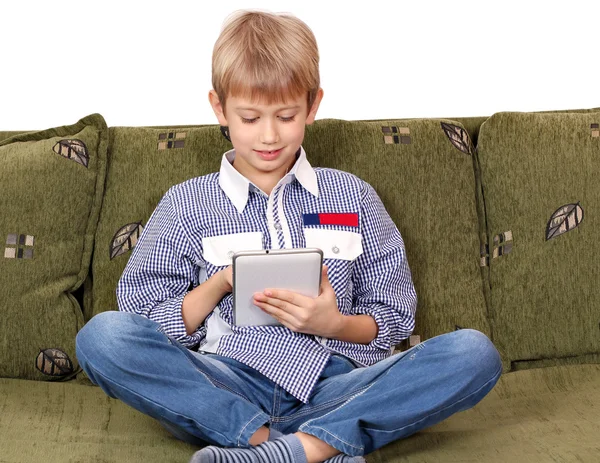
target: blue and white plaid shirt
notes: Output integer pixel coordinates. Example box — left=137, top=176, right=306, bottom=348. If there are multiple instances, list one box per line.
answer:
left=117, top=147, right=417, bottom=402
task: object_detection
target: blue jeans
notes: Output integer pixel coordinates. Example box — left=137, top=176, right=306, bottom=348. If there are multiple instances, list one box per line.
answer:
left=76, top=312, right=502, bottom=457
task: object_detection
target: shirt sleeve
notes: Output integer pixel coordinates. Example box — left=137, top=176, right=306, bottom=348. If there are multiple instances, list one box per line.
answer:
left=116, top=189, right=206, bottom=348
left=351, top=182, right=417, bottom=353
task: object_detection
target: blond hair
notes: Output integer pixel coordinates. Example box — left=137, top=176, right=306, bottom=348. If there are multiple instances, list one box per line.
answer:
left=212, top=10, right=320, bottom=112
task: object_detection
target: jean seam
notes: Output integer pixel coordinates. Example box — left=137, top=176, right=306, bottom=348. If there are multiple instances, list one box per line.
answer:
left=272, top=384, right=371, bottom=424
left=77, top=347, right=230, bottom=443
left=296, top=364, right=399, bottom=454
left=271, top=385, right=282, bottom=424
left=298, top=383, right=373, bottom=453
left=237, top=411, right=268, bottom=447
left=174, top=341, right=253, bottom=403
left=209, top=376, right=252, bottom=402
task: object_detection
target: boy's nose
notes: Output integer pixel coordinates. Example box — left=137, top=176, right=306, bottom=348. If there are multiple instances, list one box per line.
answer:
left=260, top=120, right=280, bottom=144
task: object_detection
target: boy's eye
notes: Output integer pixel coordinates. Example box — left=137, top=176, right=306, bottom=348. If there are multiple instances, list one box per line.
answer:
left=239, top=116, right=296, bottom=124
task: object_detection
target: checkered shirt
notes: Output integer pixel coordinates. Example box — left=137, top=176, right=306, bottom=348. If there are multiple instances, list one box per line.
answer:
left=117, top=147, right=417, bottom=402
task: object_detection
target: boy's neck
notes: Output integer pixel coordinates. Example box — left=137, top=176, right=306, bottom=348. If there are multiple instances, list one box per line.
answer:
left=252, top=174, right=283, bottom=196
left=232, top=155, right=296, bottom=196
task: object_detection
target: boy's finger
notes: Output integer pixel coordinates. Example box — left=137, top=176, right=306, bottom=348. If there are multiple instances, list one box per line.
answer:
left=258, top=294, right=298, bottom=313
left=255, top=301, right=296, bottom=327
left=262, top=289, right=305, bottom=306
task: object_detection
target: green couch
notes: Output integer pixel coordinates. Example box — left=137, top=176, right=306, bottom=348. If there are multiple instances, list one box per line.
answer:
left=1, top=109, right=599, bottom=462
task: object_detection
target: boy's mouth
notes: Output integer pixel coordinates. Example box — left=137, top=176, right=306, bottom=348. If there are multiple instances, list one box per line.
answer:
left=254, top=148, right=283, bottom=160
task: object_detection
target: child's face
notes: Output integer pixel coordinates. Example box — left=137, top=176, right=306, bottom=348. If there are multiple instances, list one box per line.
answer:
left=209, top=89, right=323, bottom=184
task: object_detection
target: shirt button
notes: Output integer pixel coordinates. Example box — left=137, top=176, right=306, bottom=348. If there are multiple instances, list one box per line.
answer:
left=227, top=251, right=234, bottom=259
left=274, top=222, right=282, bottom=230
left=332, top=246, right=340, bottom=254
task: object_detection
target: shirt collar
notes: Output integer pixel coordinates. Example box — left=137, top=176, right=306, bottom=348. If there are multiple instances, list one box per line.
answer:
left=218, top=146, right=319, bottom=213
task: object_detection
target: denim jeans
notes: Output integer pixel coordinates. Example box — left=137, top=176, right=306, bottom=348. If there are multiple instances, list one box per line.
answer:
left=76, top=311, right=502, bottom=457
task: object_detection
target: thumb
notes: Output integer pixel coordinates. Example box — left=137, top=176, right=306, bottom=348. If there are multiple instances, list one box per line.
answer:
left=320, top=265, right=332, bottom=292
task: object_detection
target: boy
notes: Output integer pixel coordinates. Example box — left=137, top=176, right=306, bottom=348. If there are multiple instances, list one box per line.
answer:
left=76, top=10, right=502, bottom=463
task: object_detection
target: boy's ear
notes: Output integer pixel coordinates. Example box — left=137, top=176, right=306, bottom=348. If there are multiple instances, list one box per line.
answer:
left=306, top=88, right=324, bottom=125
left=209, top=90, right=228, bottom=126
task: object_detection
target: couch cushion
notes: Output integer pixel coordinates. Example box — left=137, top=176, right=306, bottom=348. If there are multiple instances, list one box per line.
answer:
left=1, top=365, right=597, bottom=462
left=370, top=364, right=600, bottom=462
left=303, top=118, right=490, bottom=343
left=91, top=119, right=490, bottom=346
left=0, top=378, right=195, bottom=462
left=90, top=125, right=230, bottom=319
left=476, top=111, right=600, bottom=367
left=0, top=130, right=30, bottom=141
left=0, top=114, right=108, bottom=380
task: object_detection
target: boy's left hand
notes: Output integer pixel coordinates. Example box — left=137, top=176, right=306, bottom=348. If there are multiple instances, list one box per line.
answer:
left=252, top=266, right=344, bottom=339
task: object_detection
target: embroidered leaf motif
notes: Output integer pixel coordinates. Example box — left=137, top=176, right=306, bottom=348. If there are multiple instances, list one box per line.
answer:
left=546, top=202, right=584, bottom=241
left=36, top=348, right=73, bottom=377
left=441, top=122, right=473, bottom=155
left=110, top=222, right=144, bottom=259
left=52, top=139, right=89, bottom=167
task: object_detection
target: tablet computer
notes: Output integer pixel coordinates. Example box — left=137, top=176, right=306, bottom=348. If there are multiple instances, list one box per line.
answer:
left=232, top=248, right=323, bottom=326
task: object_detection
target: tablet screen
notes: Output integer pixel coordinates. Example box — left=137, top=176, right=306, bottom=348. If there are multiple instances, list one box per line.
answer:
left=232, top=248, right=323, bottom=326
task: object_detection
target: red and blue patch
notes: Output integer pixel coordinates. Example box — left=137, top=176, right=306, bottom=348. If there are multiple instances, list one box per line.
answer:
left=303, top=213, right=359, bottom=227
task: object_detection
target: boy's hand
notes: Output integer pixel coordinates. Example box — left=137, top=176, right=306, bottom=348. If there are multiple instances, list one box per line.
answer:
left=252, top=266, right=345, bottom=338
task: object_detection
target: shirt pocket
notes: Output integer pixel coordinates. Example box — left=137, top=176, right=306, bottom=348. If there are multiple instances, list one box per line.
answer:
left=303, top=228, right=363, bottom=261
left=202, top=232, right=263, bottom=267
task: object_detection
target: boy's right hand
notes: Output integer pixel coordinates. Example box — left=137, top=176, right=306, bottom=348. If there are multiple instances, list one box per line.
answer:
left=182, top=265, right=233, bottom=335
left=218, top=266, right=233, bottom=293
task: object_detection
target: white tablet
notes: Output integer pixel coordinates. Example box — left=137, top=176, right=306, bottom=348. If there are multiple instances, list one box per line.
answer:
left=232, top=248, right=323, bottom=326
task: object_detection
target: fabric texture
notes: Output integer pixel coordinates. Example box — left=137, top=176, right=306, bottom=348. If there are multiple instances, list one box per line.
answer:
left=0, top=114, right=108, bottom=380
left=369, top=364, right=600, bottom=462
left=1, top=364, right=597, bottom=462
left=0, top=130, right=30, bottom=141
left=476, top=111, right=600, bottom=367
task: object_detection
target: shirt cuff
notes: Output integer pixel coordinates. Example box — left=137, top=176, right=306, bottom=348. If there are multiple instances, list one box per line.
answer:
left=353, top=304, right=411, bottom=352
left=148, top=293, right=204, bottom=348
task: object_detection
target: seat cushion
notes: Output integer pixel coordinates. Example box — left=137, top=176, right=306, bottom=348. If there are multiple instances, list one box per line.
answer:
left=1, top=364, right=597, bottom=462
left=369, top=364, right=600, bottom=462
left=0, top=378, right=195, bottom=462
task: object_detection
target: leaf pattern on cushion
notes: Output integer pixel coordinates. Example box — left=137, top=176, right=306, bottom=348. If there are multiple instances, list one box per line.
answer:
left=52, top=139, right=89, bottom=167
left=546, top=203, right=584, bottom=241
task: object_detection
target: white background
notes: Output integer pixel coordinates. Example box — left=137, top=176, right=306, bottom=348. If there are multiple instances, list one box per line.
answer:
left=1, top=0, right=598, bottom=130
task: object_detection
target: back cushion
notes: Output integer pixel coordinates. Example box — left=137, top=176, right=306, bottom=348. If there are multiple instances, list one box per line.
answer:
left=91, top=126, right=230, bottom=318
left=0, top=114, right=108, bottom=379
left=304, top=119, right=489, bottom=342
left=91, top=119, right=489, bottom=345
left=0, top=131, right=30, bottom=141
left=476, top=111, right=600, bottom=367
